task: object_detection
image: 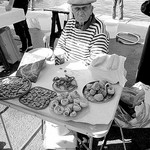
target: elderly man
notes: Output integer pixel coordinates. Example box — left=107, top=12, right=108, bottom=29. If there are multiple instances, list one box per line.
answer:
left=43, top=0, right=121, bottom=150
left=54, top=0, right=110, bottom=66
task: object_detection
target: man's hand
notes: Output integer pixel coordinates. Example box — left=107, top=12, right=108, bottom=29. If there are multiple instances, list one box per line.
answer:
left=91, top=55, right=107, bottom=67
left=107, top=54, right=120, bottom=70
left=91, top=54, right=120, bottom=70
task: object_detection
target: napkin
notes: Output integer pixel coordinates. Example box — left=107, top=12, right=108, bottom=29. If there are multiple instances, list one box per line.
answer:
left=90, top=54, right=127, bottom=87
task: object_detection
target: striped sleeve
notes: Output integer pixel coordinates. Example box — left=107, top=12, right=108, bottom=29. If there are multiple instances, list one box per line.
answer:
left=54, top=19, right=75, bottom=54
left=55, top=18, right=110, bottom=65
left=86, top=19, right=110, bottom=64
left=55, top=29, right=66, bottom=51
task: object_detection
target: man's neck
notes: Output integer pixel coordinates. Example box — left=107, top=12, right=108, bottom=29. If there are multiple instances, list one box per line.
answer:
left=75, top=14, right=95, bottom=30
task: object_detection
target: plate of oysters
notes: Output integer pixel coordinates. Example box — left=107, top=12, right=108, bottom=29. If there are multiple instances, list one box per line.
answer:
left=0, top=76, right=31, bottom=100
left=82, top=80, right=116, bottom=103
left=19, top=86, right=57, bottom=110
left=52, top=75, right=78, bottom=93
left=49, top=90, right=89, bottom=121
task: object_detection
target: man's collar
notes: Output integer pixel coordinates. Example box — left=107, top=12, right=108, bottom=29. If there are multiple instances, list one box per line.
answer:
left=75, top=14, right=96, bottom=30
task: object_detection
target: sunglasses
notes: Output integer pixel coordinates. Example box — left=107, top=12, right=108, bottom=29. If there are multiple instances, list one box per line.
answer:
left=72, top=4, right=91, bottom=12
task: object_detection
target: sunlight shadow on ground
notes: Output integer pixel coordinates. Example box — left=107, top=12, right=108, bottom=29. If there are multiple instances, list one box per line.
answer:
left=0, top=141, right=11, bottom=150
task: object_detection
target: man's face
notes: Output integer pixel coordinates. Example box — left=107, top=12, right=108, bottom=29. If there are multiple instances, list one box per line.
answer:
left=71, top=4, right=93, bottom=24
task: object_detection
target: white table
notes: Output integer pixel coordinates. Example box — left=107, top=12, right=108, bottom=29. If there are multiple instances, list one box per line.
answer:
left=0, top=60, right=123, bottom=134
left=0, top=54, right=124, bottom=149
left=0, top=6, right=25, bottom=28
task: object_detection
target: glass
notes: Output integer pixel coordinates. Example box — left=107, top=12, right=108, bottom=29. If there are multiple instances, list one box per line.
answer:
left=55, top=55, right=65, bottom=65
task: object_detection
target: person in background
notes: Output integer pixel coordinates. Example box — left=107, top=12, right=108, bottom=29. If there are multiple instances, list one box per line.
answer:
left=112, top=0, right=123, bottom=20
left=5, top=0, right=33, bottom=53
left=44, top=0, right=122, bottom=150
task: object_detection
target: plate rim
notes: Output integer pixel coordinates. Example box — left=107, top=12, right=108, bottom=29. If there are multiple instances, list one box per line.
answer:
left=52, top=79, right=78, bottom=93
left=82, top=80, right=116, bottom=104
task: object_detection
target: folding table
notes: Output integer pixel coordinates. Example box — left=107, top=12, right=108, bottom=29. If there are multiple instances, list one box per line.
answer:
left=0, top=55, right=125, bottom=149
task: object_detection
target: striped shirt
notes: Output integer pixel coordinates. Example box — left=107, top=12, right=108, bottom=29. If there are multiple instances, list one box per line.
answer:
left=55, top=14, right=109, bottom=65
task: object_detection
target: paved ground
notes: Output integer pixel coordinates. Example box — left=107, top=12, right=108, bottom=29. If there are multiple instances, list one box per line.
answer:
left=0, top=28, right=46, bottom=150
left=0, top=19, right=150, bottom=150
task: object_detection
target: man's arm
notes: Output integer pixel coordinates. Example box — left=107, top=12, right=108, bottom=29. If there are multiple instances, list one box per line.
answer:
left=5, top=0, right=15, bottom=11
left=54, top=28, right=66, bottom=56
left=86, top=24, right=110, bottom=65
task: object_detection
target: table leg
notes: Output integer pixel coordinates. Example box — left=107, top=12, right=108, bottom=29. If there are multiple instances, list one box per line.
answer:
left=99, top=121, right=114, bottom=150
left=89, top=137, right=93, bottom=150
left=99, top=135, right=108, bottom=150
left=0, top=107, right=13, bottom=150
left=119, top=126, right=127, bottom=150
left=0, top=106, right=45, bottom=150
left=55, top=12, right=62, bottom=32
left=41, top=120, right=45, bottom=140
left=49, top=12, right=62, bottom=50
left=49, top=11, right=56, bottom=50
left=20, top=122, right=43, bottom=150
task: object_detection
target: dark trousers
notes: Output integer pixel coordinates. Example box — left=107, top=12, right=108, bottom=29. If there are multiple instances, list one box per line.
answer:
left=112, top=0, right=123, bottom=8
left=13, top=3, right=32, bottom=50
left=112, top=0, right=124, bottom=19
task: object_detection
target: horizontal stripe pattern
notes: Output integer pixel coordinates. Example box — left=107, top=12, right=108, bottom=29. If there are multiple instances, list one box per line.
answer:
left=55, top=17, right=109, bottom=64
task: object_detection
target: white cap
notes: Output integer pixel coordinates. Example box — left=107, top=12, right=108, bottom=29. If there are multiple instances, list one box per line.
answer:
left=68, top=0, right=96, bottom=6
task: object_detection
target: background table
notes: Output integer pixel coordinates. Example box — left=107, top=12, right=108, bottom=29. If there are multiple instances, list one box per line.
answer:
left=0, top=6, right=25, bottom=71
left=43, top=7, right=70, bottom=50
left=0, top=6, right=25, bottom=28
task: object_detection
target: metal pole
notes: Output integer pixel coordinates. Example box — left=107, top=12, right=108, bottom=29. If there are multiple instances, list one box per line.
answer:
left=0, top=113, right=13, bottom=150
